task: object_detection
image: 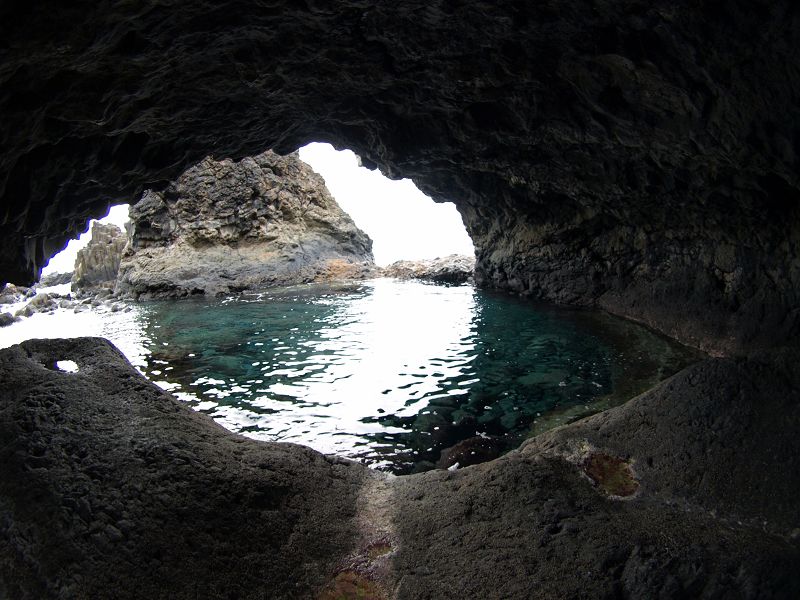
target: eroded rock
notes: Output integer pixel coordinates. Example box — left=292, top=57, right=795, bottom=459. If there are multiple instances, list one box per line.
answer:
left=0, top=3, right=798, bottom=354
left=115, top=151, right=375, bottom=298
left=0, top=337, right=367, bottom=599
left=72, top=223, right=126, bottom=292
left=382, top=254, right=474, bottom=285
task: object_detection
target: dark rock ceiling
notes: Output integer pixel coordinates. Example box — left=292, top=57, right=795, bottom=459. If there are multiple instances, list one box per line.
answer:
left=1, top=0, right=798, bottom=353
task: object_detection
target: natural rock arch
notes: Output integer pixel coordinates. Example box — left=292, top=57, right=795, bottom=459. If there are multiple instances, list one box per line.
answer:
left=2, top=4, right=800, bottom=598
left=2, top=1, right=799, bottom=355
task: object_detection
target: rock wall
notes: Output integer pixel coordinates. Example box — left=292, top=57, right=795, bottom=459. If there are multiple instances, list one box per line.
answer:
left=71, top=223, right=126, bottom=290
left=1, top=2, right=799, bottom=352
left=116, top=151, right=374, bottom=298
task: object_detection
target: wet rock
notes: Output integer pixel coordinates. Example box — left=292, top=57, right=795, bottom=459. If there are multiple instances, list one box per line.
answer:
left=382, top=254, right=475, bottom=284
left=0, top=284, right=33, bottom=305
left=115, top=151, right=375, bottom=298
left=72, top=223, right=126, bottom=292
left=435, top=435, right=507, bottom=470
left=14, top=293, right=58, bottom=317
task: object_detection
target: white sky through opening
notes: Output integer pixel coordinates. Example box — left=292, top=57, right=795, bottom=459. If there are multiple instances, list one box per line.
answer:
left=42, top=143, right=474, bottom=275
left=298, top=143, right=474, bottom=265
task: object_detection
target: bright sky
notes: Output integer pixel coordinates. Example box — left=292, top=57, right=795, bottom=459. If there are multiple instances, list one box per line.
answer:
left=42, top=143, right=474, bottom=274
left=42, top=204, right=130, bottom=275
left=298, top=143, right=473, bottom=265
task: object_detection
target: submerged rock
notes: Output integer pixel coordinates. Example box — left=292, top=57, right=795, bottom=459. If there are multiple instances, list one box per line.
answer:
left=72, top=223, right=126, bottom=292
left=382, top=254, right=475, bottom=284
left=115, top=151, right=375, bottom=298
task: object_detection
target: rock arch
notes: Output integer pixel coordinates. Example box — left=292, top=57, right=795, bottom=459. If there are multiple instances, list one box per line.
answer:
left=2, top=1, right=799, bottom=354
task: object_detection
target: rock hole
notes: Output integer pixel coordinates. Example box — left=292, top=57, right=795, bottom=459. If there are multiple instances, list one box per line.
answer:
left=55, top=360, right=79, bottom=373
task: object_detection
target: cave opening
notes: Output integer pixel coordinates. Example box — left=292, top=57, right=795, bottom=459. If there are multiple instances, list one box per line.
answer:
left=297, top=142, right=474, bottom=265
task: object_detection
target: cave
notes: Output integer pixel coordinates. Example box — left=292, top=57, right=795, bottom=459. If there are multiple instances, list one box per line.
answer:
left=1, top=2, right=799, bottom=599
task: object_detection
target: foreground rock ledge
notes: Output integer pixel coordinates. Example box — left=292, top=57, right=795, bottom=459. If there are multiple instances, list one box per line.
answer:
left=1, top=338, right=799, bottom=599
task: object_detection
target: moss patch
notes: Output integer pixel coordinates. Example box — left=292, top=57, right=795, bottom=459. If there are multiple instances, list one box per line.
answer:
left=583, top=452, right=639, bottom=497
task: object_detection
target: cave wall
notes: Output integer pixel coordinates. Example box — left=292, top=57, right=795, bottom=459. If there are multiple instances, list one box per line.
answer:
left=1, top=0, right=799, bottom=353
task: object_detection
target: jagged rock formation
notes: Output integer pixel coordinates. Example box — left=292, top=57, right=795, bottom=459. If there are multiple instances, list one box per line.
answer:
left=72, top=223, right=126, bottom=291
left=115, top=151, right=374, bottom=298
left=38, top=272, right=73, bottom=287
left=1, top=337, right=798, bottom=599
left=382, top=254, right=474, bottom=284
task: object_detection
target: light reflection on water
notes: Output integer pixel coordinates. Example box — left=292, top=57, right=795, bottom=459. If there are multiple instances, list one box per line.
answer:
left=136, top=279, right=699, bottom=473
left=0, top=279, right=700, bottom=474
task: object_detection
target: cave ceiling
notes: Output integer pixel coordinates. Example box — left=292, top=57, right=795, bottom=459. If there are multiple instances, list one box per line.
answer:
left=1, top=0, right=798, bottom=352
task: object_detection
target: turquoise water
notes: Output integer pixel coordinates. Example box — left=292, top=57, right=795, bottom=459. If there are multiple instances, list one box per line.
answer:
left=132, top=279, right=699, bottom=474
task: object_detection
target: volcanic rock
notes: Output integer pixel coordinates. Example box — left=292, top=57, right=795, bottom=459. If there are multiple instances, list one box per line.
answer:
left=38, top=271, right=73, bottom=287
left=1, top=338, right=798, bottom=598
left=1, top=3, right=799, bottom=355
left=382, top=254, right=474, bottom=284
left=72, top=223, right=126, bottom=291
left=0, top=337, right=367, bottom=599
left=115, top=151, right=375, bottom=298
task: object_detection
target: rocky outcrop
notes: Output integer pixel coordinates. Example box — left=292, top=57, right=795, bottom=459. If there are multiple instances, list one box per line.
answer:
left=38, top=272, right=73, bottom=287
left=0, top=338, right=366, bottom=599
left=115, top=151, right=374, bottom=298
left=72, top=223, right=126, bottom=291
left=382, top=254, right=474, bottom=284
left=1, top=3, right=799, bottom=355
left=1, top=338, right=798, bottom=598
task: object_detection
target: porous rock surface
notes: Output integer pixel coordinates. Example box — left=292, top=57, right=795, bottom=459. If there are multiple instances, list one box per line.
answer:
left=0, top=338, right=367, bottom=600
left=1, top=2, right=799, bottom=354
left=382, top=254, right=474, bottom=285
left=72, top=222, right=126, bottom=291
left=115, top=150, right=375, bottom=298
left=1, top=339, right=798, bottom=599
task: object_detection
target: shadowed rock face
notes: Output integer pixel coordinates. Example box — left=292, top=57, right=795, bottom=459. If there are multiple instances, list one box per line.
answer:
left=1, top=2, right=799, bottom=353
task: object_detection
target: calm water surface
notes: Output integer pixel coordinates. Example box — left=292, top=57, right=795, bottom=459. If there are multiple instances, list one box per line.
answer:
left=0, top=279, right=700, bottom=473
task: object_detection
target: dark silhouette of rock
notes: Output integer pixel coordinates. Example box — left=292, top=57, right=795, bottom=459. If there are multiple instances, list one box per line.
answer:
left=115, top=151, right=375, bottom=298
left=382, top=254, right=474, bottom=284
left=1, top=338, right=798, bottom=599
left=0, top=3, right=798, bottom=354
left=72, top=223, right=126, bottom=291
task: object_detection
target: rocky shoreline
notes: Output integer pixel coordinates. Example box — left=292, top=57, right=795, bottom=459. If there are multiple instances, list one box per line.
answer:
left=1, top=337, right=797, bottom=599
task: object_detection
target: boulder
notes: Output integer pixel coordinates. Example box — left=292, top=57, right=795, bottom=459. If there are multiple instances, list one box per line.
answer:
left=0, top=312, right=18, bottom=327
